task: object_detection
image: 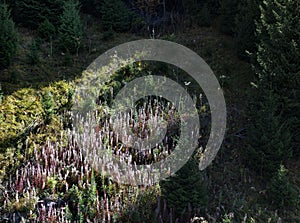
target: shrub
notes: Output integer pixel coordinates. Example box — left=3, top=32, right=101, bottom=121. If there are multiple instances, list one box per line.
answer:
left=67, top=173, right=100, bottom=222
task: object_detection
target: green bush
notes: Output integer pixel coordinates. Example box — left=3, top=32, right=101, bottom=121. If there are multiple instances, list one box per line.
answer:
left=0, top=3, right=18, bottom=69
left=121, top=186, right=160, bottom=223
left=67, top=173, right=100, bottom=222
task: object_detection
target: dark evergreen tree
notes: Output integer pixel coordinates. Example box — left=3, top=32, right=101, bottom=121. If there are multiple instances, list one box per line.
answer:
left=27, top=39, right=39, bottom=65
left=206, top=0, right=220, bottom=17
left=80, top=0, right=101, bottom=16
left=246, top=90, right=293, bottom=176
left=38, top=19, right=56, bottom=41
left=160, top=158, right=208, bottom=215
left=0, top=3, right=18, bottom=69
left=182, top=0, right=219, bottom=27
left=58, top=0, right=83, bottom=54
left=219, top=0, right=239, bottom=35
left=14, top=0, right=63, bottom=28
left=256, top=0, right=300, bottom=90
left=196, top=2, right=213, bottom=27
left=268, top=165, right=298, bottom=209
left=101, top=0, right=131, bottom=32
left=234, top=0, right=260, bottom=59
left=255, top=0, right=300, bottom=156
left=42, top=0, right=65, bottom=26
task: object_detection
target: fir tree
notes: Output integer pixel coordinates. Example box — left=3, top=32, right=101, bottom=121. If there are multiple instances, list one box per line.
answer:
left=219, top=0, right=239, bottom=35
left=58, top=0, right=83, bottom=54
left=246, top=90, right=293, bottom=176
left=79, top=0, right=100, bottom=16
left=38, top=18, right=56, bottom=42
left=101, top=0, right=131, bottom=32
left=255, top=0, right=300, bottom=156
left=14, top=0, right=63, bottom=28
left=160, top=158, right=208, bottom=215
left=256, top=0, right=300, bottom=91
left=14, top=0, right=41, bottom=28
left=234, top=0, right=260, bottom=59
left=27, top=39, right=39, bottom=65
left=269, top=165, right=298, bottom=209
left=0, top=3, right=18, bottom=69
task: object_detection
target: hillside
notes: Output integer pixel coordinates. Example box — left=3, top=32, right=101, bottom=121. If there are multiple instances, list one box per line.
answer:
left=0, top=1, right=299, bottom=222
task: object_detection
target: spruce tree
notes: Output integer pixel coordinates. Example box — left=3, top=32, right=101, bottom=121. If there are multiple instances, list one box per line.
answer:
left=269, top=165, right=298, bottom=209
left=14, top=0, right=63, bottom=28
left=255, top=0, right=300, bottom=156
left=234, top=0, right=260, bottom=59
left=246, top=90, right=293, bottom=176
left=0, top=3, right=18, bottom=69
left=256, top=0, right=300, bottom=91
left=160, top=158, right=208, bottom=215
left=58, top=0, right=83, bottom=54
left=219, top=0, right=239, bottom=35
left=101, top=0, right=131, bottom=32
left=79, top=0, right=100, bottom=16
left=38, top=18, right=56, bottom=41
left=27, top=39, right=39, bottom=65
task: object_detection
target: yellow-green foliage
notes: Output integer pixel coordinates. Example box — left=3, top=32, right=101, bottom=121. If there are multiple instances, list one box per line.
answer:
left=0, top=148, right=23, bottom=183
left=0, top=81, right=73, bottom=148
left=0, top=81, right=73, bottom=181
left=0, top=88, right=43, bottom=147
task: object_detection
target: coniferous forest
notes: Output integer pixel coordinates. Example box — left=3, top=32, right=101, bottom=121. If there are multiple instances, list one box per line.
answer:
left=0, top=0, right=299, bottom=222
